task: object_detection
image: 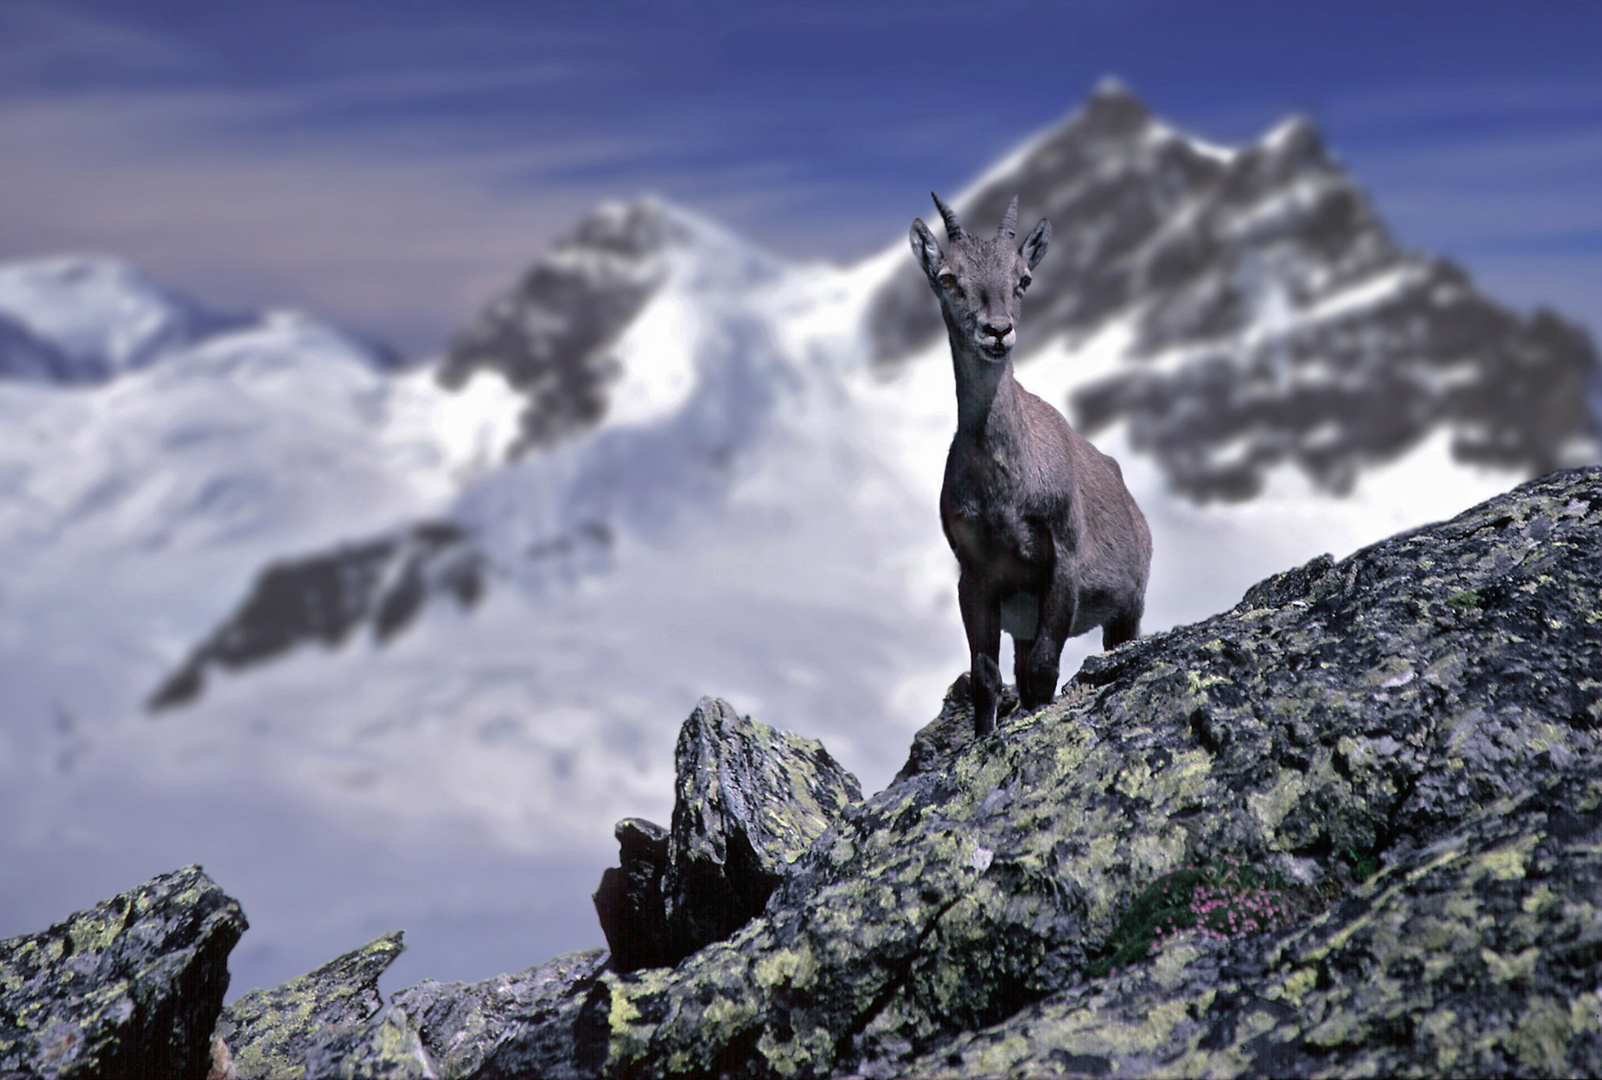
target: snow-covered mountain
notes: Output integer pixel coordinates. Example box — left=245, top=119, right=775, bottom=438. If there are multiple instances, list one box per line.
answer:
left=2, top=85, right=1596, bottom=1000
left=872, top=80, right=1599, bottom=499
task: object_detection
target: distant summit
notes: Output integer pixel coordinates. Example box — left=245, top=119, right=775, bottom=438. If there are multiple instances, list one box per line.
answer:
left=868, top=82, right=1599, bottom=500
left=0, top=257, right=255, bottom=383
left=438, top=197, right=783, bottom=456
left=0, top=256, right=404, bottom=384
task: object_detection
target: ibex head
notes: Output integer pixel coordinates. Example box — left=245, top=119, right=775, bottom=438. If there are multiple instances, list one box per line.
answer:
left=911, top=193, right=1051, bottom=363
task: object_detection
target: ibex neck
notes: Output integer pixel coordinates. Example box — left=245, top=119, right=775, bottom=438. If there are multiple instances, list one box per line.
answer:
left=949, top=336, right=1016, bottom=438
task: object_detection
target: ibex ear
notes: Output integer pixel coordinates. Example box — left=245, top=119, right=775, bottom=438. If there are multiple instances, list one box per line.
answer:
left=1020, top=218, right=1051, bottom=270
left=910, top=218, right=944, bottom=281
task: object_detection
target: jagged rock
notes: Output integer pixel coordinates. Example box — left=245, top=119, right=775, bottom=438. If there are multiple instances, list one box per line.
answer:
left=658, top=697, right=863, bottom=966
left=868, top=82, right=1598, bottom=500
left=0, top=865, right=246, bottom=1080
left=213, top=931, right=408, bottom=1079
left=553, top=466, right=1602, bottom=1078
left=592, top=819, right=671, bottom=972
left=387, top=948, right=610, bottom=1079
left=592, top=699, right=865, bottom=973
left=895, top=675, right=1019, bottom=783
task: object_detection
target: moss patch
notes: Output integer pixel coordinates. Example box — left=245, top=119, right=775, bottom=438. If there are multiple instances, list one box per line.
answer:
left=1089, top=858, right=1298, bottom=978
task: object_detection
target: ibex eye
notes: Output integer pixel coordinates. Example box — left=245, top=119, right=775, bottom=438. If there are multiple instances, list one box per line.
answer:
left=1018, top=274, right=1032, bottom=292
left=938, top=271, right=958, bottom=290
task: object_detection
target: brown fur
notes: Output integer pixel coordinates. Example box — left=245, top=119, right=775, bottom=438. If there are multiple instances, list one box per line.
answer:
left=912, top=193, right=1152, bottom=736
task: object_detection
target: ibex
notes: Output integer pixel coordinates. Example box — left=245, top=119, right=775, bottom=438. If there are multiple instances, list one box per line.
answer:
left=912, top=193, right=1152, bottom=737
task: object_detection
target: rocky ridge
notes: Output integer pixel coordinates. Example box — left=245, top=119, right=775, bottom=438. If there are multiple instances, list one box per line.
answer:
left=567, top=470, right=1602, bottom=1078
left=6, top=467, right=1602, bottom=1077
left=147, top=521, right=486, bottom=709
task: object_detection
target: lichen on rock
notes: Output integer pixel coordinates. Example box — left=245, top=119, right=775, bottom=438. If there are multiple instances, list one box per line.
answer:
left=593, top=696, right=864, bottom=973
left=0, top=864, right=245, bottom=1080
left=14, top=467, right=1602, bottom=1079
left=213, top=930, right=410, bottom=1079
left=580, top=466, right=1602, bottom=1078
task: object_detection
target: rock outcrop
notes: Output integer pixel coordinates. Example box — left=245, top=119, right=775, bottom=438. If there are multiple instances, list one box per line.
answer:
left=659, top=697, right=863, bottom=964
left=574, top=465, right=1602, bottom=1077
left=212, top=931, right=418, bottom=1079
left=147, top=521, right=485, bottom=710
left=11, top=468, right=1602, bottom=1077
left=0, top=865, right=245, bottom=1080
left=594, top=697, right=865, bottom=973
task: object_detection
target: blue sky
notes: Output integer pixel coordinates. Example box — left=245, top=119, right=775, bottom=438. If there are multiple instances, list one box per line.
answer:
left=2, top=0, right=1600, bottom=354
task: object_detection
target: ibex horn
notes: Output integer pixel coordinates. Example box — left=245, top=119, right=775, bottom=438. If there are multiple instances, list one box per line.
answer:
left=931, top=192, right=965, bottom=241
left=997, top=196, right=1019, bottom=239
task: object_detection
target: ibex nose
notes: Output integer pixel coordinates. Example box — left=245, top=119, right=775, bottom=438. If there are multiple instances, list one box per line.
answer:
left=981, top=320, right=1012, bottom=341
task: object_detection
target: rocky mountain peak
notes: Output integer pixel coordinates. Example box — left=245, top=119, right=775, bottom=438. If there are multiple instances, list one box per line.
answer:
left=1260, top=114, right=1325, bottom=166
left=436, top=195, right=781, bottom=456
left=1075, top=76, right=1154, bottom=138
left=867, top=83, right=1598, bottom=502
left=570, top=197, right=692, bottom=259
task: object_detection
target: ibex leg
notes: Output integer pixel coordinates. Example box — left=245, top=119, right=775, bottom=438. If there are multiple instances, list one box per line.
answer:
left=1021, top=569, right=1076, bottom=710
left=958, top=569, right=1003, bottom=737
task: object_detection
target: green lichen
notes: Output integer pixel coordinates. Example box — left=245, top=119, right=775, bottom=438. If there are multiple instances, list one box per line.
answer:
left=215, top=931, right=405, bottom=1079
left=0, top=865, right=244, bottom=1080
left=170, top=467, right=1602, bottom=1080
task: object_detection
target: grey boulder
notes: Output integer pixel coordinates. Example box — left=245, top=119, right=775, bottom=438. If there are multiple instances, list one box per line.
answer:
left=0, top=864, right=245, bottom=1080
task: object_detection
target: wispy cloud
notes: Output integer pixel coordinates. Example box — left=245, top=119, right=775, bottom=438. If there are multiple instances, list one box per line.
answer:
left=0, top=3, right=926, bottom=350
left=0, top=2, right=207, bottom=88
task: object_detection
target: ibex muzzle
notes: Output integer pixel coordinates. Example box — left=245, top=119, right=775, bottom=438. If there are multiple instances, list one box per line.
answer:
left=912, top=193, right=1152, bottom=737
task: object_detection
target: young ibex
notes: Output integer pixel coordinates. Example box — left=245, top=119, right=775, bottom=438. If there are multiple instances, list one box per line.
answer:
left=912, top=193, right=1152, bottom=737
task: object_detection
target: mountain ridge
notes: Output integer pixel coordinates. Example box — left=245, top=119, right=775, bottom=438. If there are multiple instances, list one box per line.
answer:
left=868, top=80, right=1599, bottom=500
